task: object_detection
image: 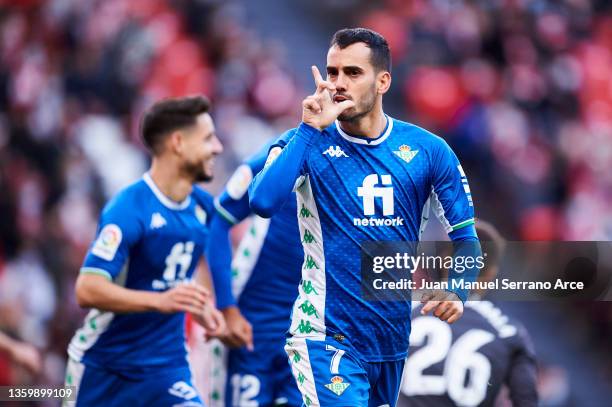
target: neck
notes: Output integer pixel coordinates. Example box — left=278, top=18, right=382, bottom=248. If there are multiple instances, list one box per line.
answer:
left=338, top=105, right=386, bottom=138
left=148, top=157, right=193, bottom=203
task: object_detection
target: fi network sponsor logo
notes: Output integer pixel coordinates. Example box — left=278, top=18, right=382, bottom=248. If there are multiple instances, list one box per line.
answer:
left=354, top=174, right=404, bottom=227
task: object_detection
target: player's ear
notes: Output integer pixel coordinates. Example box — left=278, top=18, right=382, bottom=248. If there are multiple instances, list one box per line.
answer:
left=168, top=130, right=184, bottom=155
left=377, top=71, right=391, bottom=95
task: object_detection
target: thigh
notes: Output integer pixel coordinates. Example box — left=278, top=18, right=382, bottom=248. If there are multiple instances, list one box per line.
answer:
left=65, top=359, right=132, bottom=407
left=285, top=336, right=370, bottom=407
left=142, top=366, right=204, bottom=407
left=272, top=349, right=302, bottom=407
left=226, top=347, right=273, bottom=407
left=368, top=360, right=405, bottom=407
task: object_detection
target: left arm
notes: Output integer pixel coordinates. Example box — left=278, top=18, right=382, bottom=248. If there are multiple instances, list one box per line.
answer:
left=421, top=139, right=481, bottom=323
left=192, top=258, right=226, bottom=337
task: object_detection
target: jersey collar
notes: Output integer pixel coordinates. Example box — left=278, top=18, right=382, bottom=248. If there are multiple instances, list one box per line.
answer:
left=334, top=115, right=393, bottom=146
left=143, top=172, right=191, bottom=210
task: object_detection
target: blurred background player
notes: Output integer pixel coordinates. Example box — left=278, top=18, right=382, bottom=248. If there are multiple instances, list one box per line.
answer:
left=206, top=132, right=304, bottom=407
left=250, top=28, right=480, bottom=406
left=398, top=220, right=538, bottom=407
left=64, top=96, right=225, bottom=406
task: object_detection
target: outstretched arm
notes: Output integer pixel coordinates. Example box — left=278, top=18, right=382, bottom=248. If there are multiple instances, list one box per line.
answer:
left=207, top=213, right=237, bottom=310
left=76, top=273, right=210, bottom=315
left=207, top=155, right=269, bottom=350
left=421, top=138, right=481, bottom=323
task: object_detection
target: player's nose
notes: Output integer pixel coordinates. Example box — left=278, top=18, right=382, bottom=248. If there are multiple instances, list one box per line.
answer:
left=335, top=73, right=348, bottom=91
left=212, top=135, right=223, bottom=154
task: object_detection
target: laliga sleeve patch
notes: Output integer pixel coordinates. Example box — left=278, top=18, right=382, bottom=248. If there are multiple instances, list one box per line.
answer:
left=264, top=146, right=282, bottom=168
left=91, top=224, right=123, bottom=261
left=226, top=164, right=253, bottom=200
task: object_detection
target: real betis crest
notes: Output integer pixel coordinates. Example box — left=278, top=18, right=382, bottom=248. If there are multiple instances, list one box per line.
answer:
left=195, top=205, right=207, bottom=225
left=394, top=144, right=418, bottom=164
left=325, top=376, right=350, bottom=396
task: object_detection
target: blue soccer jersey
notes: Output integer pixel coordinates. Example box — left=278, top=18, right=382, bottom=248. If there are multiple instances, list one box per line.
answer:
left=207, top=136, right=304, bottom=406
left=68, top=173, right=214, bottom=375
left=209, top=137, right=303, bottom=340
left=250, top=118, right=477, bottom=362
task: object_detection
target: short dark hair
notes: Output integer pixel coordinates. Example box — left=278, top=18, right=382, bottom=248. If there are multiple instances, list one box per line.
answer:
left=141, top=95, right=211, bottom=154
left=330, top=28, right=391, bottom=73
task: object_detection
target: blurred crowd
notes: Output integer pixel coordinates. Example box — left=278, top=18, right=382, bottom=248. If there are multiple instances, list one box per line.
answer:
left=0, top=0, right=303, bottom=389
left=0, top=0, right=610, bottom=402
left=338, top=0, right=612, bottom=241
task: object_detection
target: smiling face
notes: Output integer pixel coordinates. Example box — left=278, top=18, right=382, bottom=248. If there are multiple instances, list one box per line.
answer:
left=177, top=113, right=223, bottom=182
left=326, top=42, right=391, bottom=122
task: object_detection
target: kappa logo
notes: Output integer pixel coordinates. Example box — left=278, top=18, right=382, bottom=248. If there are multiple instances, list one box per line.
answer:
left=167, top=381, right=197, bottom=400
left=150, top=212, right=167, bottom=229
left=323, top=145, right=349, bottom=158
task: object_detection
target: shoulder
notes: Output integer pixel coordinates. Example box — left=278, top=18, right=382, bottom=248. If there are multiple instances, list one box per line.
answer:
left=465, top=301, right=526, bottom=340
left=392, top=118, right=448, bottom=149
left=96, top=179, right=149, bottom=243
left=102, top=179, right=148, bottom=219
left=273, top=127, right=300, bottom=148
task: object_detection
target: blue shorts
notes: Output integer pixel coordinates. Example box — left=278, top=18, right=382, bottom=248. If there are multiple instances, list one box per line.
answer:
left=226, top=338, right=301, bottom=406
left=285, top=336, right=405, bottom=407
left=64, top=358, right=204, bottom=407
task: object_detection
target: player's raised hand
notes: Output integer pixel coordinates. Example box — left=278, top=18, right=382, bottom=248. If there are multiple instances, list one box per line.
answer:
left=156, top=282, right=211, bottom=314
left=216, top=306, right=254, bottom=351
left=420, top=289, right=464, bottom=324
left=302, top=65, right=355, bottom=130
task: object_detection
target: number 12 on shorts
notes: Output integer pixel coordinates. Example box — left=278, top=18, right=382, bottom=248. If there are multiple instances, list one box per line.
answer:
left=230, top=374, right=260, bottom=407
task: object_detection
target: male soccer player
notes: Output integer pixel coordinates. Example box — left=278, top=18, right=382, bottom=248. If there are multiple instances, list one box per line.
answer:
left=249, top=28, right=480, bottom=406
left=207, top=137, right=304, bottom=406
left=398, top=221, right=538, bottom=407
left=65, top=96, right=225, bottom=407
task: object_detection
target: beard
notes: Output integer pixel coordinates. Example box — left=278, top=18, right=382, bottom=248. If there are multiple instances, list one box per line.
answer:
left=182, top=159, right=212, bottom=183
left=337, top=85, right=377, bottom=122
